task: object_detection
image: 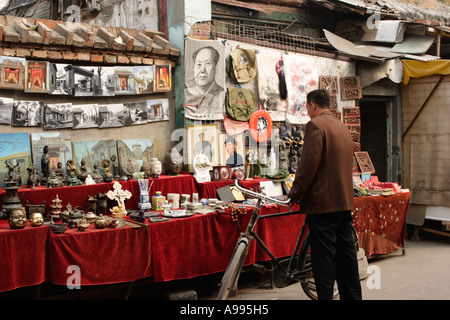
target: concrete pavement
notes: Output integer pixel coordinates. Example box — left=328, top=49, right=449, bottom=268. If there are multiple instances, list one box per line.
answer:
left=219, top=231, right=450, bottom=300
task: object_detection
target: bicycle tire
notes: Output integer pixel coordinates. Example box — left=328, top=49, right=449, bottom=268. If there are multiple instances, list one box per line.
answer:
left=297, top=226, right=359, bottom=300
left=217, top=241, right=248, bottom=300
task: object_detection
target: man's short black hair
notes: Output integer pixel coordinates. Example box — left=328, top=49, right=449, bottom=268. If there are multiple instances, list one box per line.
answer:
left=307, top=89, right=330, bottom=109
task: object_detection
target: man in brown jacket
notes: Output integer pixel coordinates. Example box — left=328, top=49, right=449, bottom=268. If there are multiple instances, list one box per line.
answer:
left=288, top=89, right=362, bottom=300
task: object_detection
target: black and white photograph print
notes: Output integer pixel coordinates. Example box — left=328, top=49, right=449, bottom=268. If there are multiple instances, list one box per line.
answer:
left=123, top=101, right=147, bottom=126
left=134, top=65, right=154, bottom=94
left=98, top=103, right=124, bottom=128
left=73, top=66, right=96, bottom=96
left=183, top=38, right=226, bottom=121
left=72, top=104, right=99, bottom=129
left=12, top=101, right=43, bottom=127
left=93, top=66, right=115, bottom=96
left=49, top=63, right=73, bottom=95
left=44, top=103, right=74, bottom=130
left=0, top=97, right=14, bottom=125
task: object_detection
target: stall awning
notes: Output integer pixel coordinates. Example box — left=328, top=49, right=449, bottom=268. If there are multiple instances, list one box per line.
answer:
left=402, top=60, right=450, bottom=85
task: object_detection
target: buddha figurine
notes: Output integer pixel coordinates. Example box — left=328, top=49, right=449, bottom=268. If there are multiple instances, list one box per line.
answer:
left=164, top=148, right=183, bottom=176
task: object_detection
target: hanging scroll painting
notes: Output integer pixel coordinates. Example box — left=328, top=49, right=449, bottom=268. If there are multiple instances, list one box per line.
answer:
left=256, top=53, right=288, bottom=121
left=283, top=54, right=318, bottom=124
left=184, top=38, right=226, bottom=121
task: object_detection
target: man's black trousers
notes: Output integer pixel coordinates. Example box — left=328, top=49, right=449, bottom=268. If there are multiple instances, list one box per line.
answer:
left=306, top=210, right=362, bottom=300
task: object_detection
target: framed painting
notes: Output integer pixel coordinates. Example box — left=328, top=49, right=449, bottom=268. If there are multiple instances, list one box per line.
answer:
left=147, top=98, right=169, bottom=122
left=154, top=64, right=171, bottom=92
left=0, top=132, right=32, bottom=187
left=114, top=66, right=135, bottom=95
left=72, top=139, right=118, bottom=175
left=31, top=132, right=72, bottom=179
left=0, top=56, right=25, bottom=90
left=187, top=124, right=219, bottom=171
left=116, top=139, right=158, bottom=176
left=25, top=60, right=49, bottom=93
left=134, top=65, right=154, bottom=94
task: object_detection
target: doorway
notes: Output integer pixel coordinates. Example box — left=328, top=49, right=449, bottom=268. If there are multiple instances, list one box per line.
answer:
left=359, top=99, right=388, bottom=182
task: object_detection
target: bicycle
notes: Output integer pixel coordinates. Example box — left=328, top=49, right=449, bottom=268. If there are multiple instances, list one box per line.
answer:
left=217, top=179, right=360, bottom=300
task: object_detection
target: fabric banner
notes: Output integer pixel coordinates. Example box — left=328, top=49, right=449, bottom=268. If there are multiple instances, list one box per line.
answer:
left=256, top=53, right=288, bottom=121
left=283, top=54, right=318, bottom=124
left=184, top=38, right=226, bottom=120
left=402, top=59, right=450, bottom=85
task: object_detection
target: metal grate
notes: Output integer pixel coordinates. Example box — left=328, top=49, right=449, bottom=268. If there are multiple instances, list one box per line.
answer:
left=211, top=19, right=316, bottom=56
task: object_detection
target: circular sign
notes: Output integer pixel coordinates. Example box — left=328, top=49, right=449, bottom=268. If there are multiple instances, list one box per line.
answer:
left=249, top=109, right=273, bottom=143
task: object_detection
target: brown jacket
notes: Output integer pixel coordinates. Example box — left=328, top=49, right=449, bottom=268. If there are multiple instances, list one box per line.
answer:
left=288, top=110, right=354, bottom=214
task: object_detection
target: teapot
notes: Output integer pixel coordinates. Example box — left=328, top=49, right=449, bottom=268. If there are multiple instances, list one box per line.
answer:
left=94, top=214, right=108, bottom=229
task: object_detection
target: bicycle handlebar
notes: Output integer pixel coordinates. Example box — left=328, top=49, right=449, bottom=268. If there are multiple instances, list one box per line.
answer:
left=233, top=179, right=292, bottom=206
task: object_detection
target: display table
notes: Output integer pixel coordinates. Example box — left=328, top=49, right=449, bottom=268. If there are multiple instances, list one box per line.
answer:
left=149, top=204, right=304, bottom=282
left=0, top=174, right=410, bottom=293
left=0, top=221, right=50, bottom=292
left=352, top=192, right=410, bottom=258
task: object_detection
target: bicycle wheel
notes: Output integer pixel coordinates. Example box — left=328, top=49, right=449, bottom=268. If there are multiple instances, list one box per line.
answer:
left=217, top=240, right=249, bottom=300
left=297, top=233, right=339, bottom=300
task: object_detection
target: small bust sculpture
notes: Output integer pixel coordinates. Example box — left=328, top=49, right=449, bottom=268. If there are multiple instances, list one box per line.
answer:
left=140, top=161, right=151, bottom=179
left=150, top=158, right=162, bottom=179
left=164, top=148, right=183, bottom=176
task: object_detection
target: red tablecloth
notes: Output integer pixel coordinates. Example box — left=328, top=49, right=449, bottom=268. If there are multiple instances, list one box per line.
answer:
left=0, top=173, right=410, bottom=292
left=0, top=221, right=50, bottom=292
left=352, top=192, right=410, bottom=258
left=196, top=178, right=269, bottom=199
left=0, top=173, right=197, bottom=214
left=149, top=204, right=305, bottom=282
left=48, top=222, right=152, bottom=286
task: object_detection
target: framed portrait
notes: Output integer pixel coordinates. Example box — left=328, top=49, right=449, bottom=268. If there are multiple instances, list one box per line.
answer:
left=183, top=38, right=225, bottom=121
left=187, top=124, right=219, bottom=172
left=219, top=132, right=245, bottom=168
left=154, top=64, right=171, bottom=92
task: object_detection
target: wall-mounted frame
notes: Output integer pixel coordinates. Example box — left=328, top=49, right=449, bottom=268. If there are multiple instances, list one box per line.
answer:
left=187, top=124, right=219, bottom=172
